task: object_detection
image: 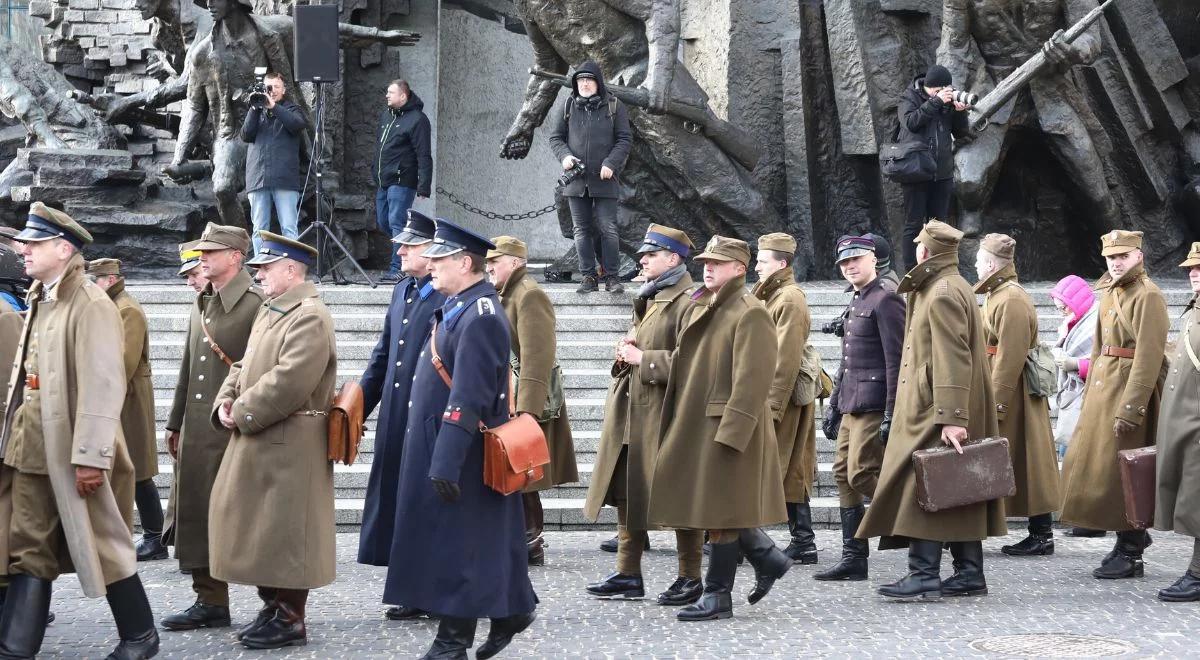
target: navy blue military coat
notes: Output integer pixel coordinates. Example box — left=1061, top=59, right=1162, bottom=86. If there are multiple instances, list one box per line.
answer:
left=357, top=274, right=444, bottom=566
left=384, top=279, right=537, bottom=618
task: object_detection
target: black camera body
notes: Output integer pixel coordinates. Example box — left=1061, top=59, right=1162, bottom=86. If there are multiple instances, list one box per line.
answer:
left=247, top=66, right=270, bottom=109
left=558, top=160, right=585, bottom=188
left=821, top=313, right=846, bottom=337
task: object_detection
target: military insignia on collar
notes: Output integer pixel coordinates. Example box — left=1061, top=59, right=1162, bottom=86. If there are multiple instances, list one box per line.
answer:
left=477, top=298, right=495, bottom=315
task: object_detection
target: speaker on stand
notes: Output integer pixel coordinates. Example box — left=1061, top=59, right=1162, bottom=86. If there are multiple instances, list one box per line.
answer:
left=293, top=3, right=376, bottom=287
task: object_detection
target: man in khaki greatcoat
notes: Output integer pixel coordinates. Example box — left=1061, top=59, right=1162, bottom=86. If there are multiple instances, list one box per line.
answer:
left=583, top=224, right=705, bottom=606
left=1060, top=230, right=1168, bottom=579
left=210, top=232, right=336, bottom=650
left=643, top=236, right=789, bottom=622
left=486, top=236, right=578, bottom=566
left=0, top=203, right=158, bottom=659
left=87, top=259, right=164, bottom=563
left=159, top=223, right=263, bottom=633
left=1154, top=242, right=1200, bottom=602
left=972, top=235, right=1061, bottom=558
left=752, top=233, right=818, bottom=565
left=857, top=220, right=1006, bottom=601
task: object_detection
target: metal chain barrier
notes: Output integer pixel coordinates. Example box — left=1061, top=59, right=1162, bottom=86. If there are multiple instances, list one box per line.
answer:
left=436, top=186, right=558, bottom=222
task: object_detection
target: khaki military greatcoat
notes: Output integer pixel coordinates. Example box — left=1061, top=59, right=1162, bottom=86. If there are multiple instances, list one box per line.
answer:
left=857, top=252, right=1006, bottom=547
left=1061, top=264, right=1168, bottom=530
left=648, top=277, right=787, bottom=530
left=107, top=281, right=158, bottom=482
left=496, top=267, right=577, bottom=491
left=1156, top=298, right=1200, bottom=538
left=209, top=282, right=337, bottom=589
left=0, top=255, right=135, bottom=598
left=753, top=266, right=817, bottom=503
left=163, top=270, right=263, bottom=569
left=0, top=298, right=21, bottom=419
left=975, top=266, right=1060, bottom=517
left=584, top=273, right=694, bottom=529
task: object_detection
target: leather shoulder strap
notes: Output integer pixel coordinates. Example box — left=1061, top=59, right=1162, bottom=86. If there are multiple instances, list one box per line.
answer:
left=200, top=318, right=233, bottom=367
left=429, top=320, right=517, bottom=419
left=1109, top=287, right=1137, bottom=338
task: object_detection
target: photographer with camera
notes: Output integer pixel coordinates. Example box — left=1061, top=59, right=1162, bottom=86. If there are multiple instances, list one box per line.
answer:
left=372, top=80, right=432, bottom=284
left=240, top=71, right=307, bottom=256
left=896, top=64, right=971, bottom=269
left=547, top=61, right=632, bottom=294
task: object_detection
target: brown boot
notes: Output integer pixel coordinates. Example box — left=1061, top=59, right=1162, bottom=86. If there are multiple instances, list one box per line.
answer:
left=241, top=588, right=308, bottom=649
left=524, top=492, right=546, bottom=566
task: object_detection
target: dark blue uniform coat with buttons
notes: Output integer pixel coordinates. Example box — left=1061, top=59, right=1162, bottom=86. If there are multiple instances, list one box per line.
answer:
left=383, top=279, right=537, bottom=618
left=357, top=274, right=444, bottom=566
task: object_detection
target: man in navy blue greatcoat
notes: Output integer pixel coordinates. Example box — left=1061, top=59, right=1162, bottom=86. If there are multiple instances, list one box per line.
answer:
left=356, top=211, right=445, bottom=617
left=386, top=220, right=537, bottom=660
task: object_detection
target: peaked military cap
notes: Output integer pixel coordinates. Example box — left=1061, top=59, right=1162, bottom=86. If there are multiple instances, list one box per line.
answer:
left=914, top=219, right=962, bottom=256
left=0, top=226, right=19, bottom=241
left=694, top=235, right=751, bottom=266
left=637, top=224, right=693, bottom=257
left=758, top=232, right=797, bottom=257
left=246, top=231, right=318, bottom=267
left=835, top=235, right=876, bottom=264
left=14, top=202, right=93, bottom=250
left=486, top=236, right=527, bottom=261
left=86, top=258, right=122, bottom=277
left=392, top=209, right=437, bottom=245
left=1100, top=229, right=1143, bottom=257
left=194, top=222, right=251, bottom=254
left=424, top=219, right=496, bottom=258
left=178, top=240, right=202, bottom=276
left=980, top=233, right=1016, bottom=260
left=1179, top=242, right=1200, bottom=268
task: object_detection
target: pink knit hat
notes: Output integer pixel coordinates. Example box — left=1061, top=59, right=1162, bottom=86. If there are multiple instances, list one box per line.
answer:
left=1050, top=274, right=1094, bottom=318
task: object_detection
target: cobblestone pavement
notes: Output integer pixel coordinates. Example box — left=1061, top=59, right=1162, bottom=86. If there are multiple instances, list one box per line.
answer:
left=40, top=531, right=1200, bottom=658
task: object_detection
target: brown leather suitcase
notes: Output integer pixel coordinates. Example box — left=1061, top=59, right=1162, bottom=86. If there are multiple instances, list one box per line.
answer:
left=1117, top=446, right=1157, bottom=530
left=912, top=437, right=1016, bottom=512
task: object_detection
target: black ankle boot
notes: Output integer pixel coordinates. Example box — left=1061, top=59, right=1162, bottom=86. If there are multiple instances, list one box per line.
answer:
left=104, top=574, right=159, bottom=660
left=240, top=589, right=307, bottom=650
left=1002, top=514, right=1055, bottom=557
left=740, top=528, right=791, bottom=604
left=420, top=616, right=477, bottom=659
left=584, top=572, right=644, bottom=599
left=160, top=600, right=231, bottom=631
left=942, top=541, right=988, bottom=596
left=677, top=541, right=738, bottom=621
left=134, top=534, right=168, bottom=562
left=879, top=539, right=943, bottom=600
left=476, top=611, right=536, bottom=659
left=1158, top=571, right=1200, bottom=602
left=1093, top=530, right=1148, bottom=579
left=0, top=574, right=51, bottom=659
left=814, top=506, right=868, bottom=581
left=656, top=577, right=703, bottom=606
left=783, top=502, right=818, bottom=565
left=237, top=587, right=277, bottom=641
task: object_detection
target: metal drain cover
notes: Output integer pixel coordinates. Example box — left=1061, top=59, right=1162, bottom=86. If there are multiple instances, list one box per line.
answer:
left=970, top=634, right=1137, bottom=658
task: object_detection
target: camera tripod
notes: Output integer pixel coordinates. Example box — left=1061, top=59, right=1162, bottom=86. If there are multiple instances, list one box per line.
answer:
left=297, top=80, right=377, bottom=287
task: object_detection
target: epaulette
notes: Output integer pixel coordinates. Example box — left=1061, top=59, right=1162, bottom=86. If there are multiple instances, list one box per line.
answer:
left=935, top=279, right=950, bottom=295
left=268, top=305, right=288, bottom=315
left=476, top=297, right=496, bottom=316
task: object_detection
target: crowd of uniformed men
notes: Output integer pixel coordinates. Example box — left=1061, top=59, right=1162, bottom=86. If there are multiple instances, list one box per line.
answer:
left=0, top=200, right=1197, bottom=660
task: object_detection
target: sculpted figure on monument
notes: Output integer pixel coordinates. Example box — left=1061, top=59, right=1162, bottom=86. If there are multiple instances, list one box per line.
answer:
left=939, top=0, right=1120, bottom=236
left=499, top=0, right=780, bottom=274
left=164, top=0, right=419, bottom=225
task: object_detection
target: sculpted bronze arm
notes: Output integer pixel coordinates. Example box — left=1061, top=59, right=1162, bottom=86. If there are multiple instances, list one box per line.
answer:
left=604, top=0, right=680, bottom=112
left=0, top=58, right=68, bottom=148
left=336, top=22, right=421, bottom=48
left=169, top=49, right=209, bottom=172
left=500, top=17, right=568, bottom=160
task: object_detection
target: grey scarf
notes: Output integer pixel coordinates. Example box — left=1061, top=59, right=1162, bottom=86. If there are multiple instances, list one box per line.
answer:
left=637, top=263, right=687, bottom=299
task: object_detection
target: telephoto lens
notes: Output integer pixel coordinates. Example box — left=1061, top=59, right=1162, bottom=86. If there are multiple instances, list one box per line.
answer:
left=952, top=90, right=979, bottom=106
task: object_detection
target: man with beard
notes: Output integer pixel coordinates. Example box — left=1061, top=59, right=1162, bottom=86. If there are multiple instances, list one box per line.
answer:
left=583, top=224, right=704, bottom=606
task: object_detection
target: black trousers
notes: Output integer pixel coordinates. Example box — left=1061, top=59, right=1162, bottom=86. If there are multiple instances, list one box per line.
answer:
left=901, top=178, right=954, bottom=269
left=134, top=479, right=163, bottom=536
left=567, top=195, right=619, bottom=278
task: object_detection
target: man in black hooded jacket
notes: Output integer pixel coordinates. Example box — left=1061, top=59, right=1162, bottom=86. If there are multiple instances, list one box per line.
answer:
left=547, top=61, right=632, bottom=294
left=372, top=79, right=433, bottom=283
left=895, top=64, right=970, bottom=269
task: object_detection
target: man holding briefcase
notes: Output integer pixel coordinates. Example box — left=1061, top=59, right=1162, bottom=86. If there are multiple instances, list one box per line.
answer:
left=856, top=220, right=1006, bottom=601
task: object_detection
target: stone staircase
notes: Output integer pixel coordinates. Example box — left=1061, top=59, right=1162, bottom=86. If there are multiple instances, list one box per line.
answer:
left=131, top=277, right=1197, bottom=531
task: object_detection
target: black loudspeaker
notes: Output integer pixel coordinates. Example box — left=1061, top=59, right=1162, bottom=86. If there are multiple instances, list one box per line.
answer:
left=294, top=4, right=340, bottom=82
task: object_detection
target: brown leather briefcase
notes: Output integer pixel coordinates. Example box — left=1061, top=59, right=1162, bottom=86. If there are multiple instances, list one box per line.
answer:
left=328, top=381, right=365, bottom=466
left=912, top=437, right=1016, bottom=512
left=1117, top=446, right=1157, bottom=530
